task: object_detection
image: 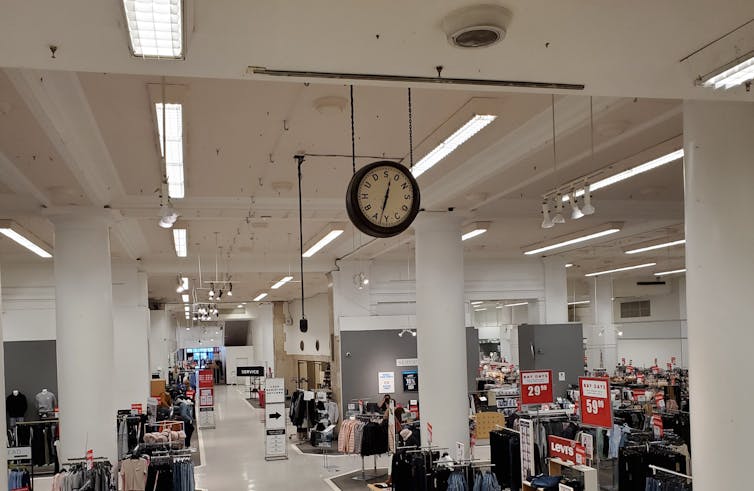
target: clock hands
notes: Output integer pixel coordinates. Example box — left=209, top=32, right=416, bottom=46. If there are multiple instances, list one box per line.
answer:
left=380, top=179, right=392, bottom=224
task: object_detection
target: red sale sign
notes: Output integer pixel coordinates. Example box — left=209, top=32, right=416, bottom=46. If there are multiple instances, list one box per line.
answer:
left=626, top=365, right=634, bottom=374
left=579, top=377, right=612, bottom=429
left=548, top=436, right=586, bottom=466
left=520, top=370, right=553, bottom=406
left=130, top=403, right=143, bottom=415
left=198, top=369, right=214, bottom=388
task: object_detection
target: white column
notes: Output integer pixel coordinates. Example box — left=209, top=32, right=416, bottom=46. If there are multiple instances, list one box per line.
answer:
left=52, top=211, right=116, bottom=463
left=414, top=213, right=469, bottom=450
left=257, top=303, right=275, bottom=375
left=543, top=258, right=568, bottom=323
left=593, top=276, right=617, bottom=372
left=683, top=100, right=754, bottom=488
left=0, top=265, right=8, bottom=491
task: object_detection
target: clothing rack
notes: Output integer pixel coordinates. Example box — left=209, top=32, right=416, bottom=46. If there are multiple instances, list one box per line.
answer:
left=649, top=464, right=692, bottom=480
left=493, top=424, right=520, bottom=434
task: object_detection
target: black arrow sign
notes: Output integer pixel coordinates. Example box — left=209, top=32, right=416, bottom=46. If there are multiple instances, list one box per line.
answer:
left=269, top=412, right=282, bottom=420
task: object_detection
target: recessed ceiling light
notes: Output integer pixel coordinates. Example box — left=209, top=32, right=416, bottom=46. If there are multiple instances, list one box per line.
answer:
left=585, top=263, right=656, bottom=277
left=504, top=302, right=528, bottom=307
left=155, top=102, right=185, bottom=198
left=654, top=268, right=686, bottom=276
left=302, top=226, right=344, bottom=257
left=524, top=224, right=621, bottom=255
left=412, top=115, right=497, bottom=177
left=271, top=276, right=294, bottom=289
left=122, top=0, right=184, bottom=59
left=625, top=239, right=685, bottom=255
left=700, top=51, right=754, bottom=90
left=253, top=293, right=268, bottom=302
left=0, top=220, right=52, bottom=258
left=173, top=228, right=187, bottom=257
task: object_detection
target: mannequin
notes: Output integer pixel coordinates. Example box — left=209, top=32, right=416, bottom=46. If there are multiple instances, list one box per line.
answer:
left=6, top=389, right=28, bottom=427
left=35, top=388, right=57, bottom=417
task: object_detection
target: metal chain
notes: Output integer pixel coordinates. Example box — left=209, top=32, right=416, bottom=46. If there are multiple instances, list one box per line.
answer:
left=408, top=88, right=414, bottom=168
left=350, top=85, right=356, bottom=174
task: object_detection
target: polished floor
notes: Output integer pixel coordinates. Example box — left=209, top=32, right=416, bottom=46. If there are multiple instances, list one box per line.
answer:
left=195, top=385, right=392, bottom=491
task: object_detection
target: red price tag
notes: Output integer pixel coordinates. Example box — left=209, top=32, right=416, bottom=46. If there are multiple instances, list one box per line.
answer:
left=85, top=449, right=93, bottom=470
left=130, top=403, right=142, bottom=415
left=520, top=370, right=553, bottom=405
left=186, top=389, right=195, bottom=400
left=579, top=377, right=612, bottom=429
left=548, top=435, right=586, bottom=466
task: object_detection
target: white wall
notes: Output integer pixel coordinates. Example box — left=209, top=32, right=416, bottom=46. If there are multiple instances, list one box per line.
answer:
left=112, top=264, right=150, bottom=410
left=149, top=310, right=177, bottom=376
left=250, top=303, right=275, bottom=372
left=286, top=293, right=332, bottom=357
left=1, top=262, right=56, bottom=341
left=224, top=345, right=257, bottom=385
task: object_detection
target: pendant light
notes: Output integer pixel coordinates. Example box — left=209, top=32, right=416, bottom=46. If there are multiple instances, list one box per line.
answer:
left=541, top=202, right=554, bottom=229
left=569, top=193, right=584, bottom=220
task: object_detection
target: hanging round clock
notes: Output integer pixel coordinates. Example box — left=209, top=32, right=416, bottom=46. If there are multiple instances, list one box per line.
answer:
left=346, top=160, right=421, bottom=238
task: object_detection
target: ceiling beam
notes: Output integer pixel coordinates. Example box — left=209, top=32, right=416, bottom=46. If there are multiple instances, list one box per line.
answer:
left=0, top=149, right=51, bottom=207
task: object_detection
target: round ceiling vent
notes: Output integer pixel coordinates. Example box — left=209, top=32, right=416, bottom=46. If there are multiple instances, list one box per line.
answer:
left=442, top=5, right=512, bottom=49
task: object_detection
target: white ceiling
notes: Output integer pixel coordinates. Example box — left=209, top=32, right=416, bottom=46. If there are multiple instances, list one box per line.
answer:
left=1, top=0, right=740, bottom=307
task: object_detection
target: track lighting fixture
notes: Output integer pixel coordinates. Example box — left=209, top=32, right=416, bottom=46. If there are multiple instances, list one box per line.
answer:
left=227, top=283, right=233, bottom=296
left=541, top=202, right=554, bottom=229
left=353, top=272, right=370, bottom=290
left=581, top=183, right=595, bottom=215
left=217, top=289, right=223, bottom=300
left=159, top=203, right=178, bottom=229
left=176, top=275, right=184, bottom=293
left=209, top=283, right=215, bottom=298
left=552, top=194, right=565, bottom=224
left=569, top=194, right=584, bottom=220
left=397, top=329, right=417, bottom=338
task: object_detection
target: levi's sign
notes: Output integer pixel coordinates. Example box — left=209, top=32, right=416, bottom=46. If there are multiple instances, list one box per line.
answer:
left=548, top=436, right=586, bottom=466
left=237, top=366, right=265, bottom=377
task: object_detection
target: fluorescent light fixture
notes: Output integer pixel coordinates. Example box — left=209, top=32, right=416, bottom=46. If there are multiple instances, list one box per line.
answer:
left=462, top=221, right=490, bottom=241
left=181, top=277, right=189, bottom=290
left=302, top=224, right=345, bottom=257
left=173, top=228, right=187, bottom=257
left=585, top=262, right=656, bottom=277
left=565, top=263, right=573, bottom=268
left=563, top=150, right=684, bottom=202
left=155, top=103, right=185, bottom=198
left=181, top=294, right=189, bottom=303
left=237, top=304, right=244, bottom=308
left=184, top=306, right=190, bottom=312
left=271, top=275, right=294, bottom=289
left=412, top=115, right=497, bottom=178
left=122, top=0, right=183, bottom=59
left=474, top=308, right=487, bottom=312
left=701, top=51, right=754, bottom=90
left=625, top=239, right=685, bottom=255
left=253, top=293, right=268, bottom=302
left=0, top=220, right=52, bottom=258
left=654, top=269, right=686, bottom=276
left=568, top=300, right=591, bottom=306
left=471, top=301, right=484, bottom=305
left=495, top=305, right=503, bottom=309
left=504, top=302, right=528, bottom=307
left=524, top=224, right=622, bottom=255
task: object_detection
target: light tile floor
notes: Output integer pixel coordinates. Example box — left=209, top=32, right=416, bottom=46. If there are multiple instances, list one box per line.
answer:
left=195, top=385, right=391, bottom=491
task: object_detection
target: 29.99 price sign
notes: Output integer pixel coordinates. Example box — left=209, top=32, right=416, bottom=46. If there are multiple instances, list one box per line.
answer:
left=520, top=370, right=553, bottom=405
left=579, top=377, right=612, bottom=429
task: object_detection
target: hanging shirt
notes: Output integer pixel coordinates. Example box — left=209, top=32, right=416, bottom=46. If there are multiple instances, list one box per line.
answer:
left=120, top=458, right=149, bottom=491
left=36, top=391, right=56, bottom=412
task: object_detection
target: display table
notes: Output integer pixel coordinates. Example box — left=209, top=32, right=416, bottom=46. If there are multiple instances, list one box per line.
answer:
left=522, top=458, right=598, bottom=491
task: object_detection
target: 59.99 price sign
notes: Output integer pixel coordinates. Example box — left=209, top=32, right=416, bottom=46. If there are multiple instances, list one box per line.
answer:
left=579, top=377, right=612, bottom=429
left=520, top=370, right=553, bottom=405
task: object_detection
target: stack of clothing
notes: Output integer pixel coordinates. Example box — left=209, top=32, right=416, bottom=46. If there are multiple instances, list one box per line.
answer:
left=144, top=430, right=187, bottom=445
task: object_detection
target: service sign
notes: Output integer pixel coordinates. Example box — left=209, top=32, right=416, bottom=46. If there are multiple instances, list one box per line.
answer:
left=237, top=366, right=265, bottom=377
left=548, top=436, right=586, bottom=466
left=579, top=377, right=612, bottom=429
left=520, top=370, right=553, bottom=405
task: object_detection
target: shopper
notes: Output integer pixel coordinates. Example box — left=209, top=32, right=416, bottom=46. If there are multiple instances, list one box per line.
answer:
left=378, top=395, right=392, bottom=412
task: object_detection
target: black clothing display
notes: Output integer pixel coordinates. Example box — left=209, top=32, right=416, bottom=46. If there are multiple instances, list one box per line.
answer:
left=360, top=421, right=388, bottom=456
left=6, top=392, right=28, bottom=418
left=619, top=445, right=688, bottom=491
left=15, top=420, right=58, bottom=469
left=490, top=429, right=522, bottom=491
left=289, top=390, right=316, bottom=430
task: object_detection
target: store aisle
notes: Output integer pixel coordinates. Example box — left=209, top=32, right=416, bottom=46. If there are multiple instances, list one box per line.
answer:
left=194, top=385, right=383, bottom=491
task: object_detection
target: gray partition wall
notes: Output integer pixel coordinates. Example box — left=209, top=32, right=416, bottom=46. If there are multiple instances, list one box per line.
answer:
left=4, top=340, right=59, bottom=419
left=340, top=330, right=418, bottom=413
left=518, top=323, right=584, bottom=398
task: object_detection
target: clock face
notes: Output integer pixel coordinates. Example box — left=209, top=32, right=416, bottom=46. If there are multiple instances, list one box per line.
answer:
left=346, top=161, right=421, bottom=238
left=357, top=165, right=415, bottom=227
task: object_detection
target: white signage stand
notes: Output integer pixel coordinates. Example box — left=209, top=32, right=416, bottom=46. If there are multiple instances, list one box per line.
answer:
left=264, top=378, right=287, bottom=460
